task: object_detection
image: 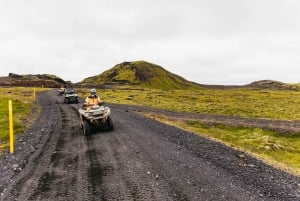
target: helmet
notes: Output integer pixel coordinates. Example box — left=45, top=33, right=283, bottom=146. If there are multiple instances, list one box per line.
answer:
left=90, top=88, right=96, bottom=97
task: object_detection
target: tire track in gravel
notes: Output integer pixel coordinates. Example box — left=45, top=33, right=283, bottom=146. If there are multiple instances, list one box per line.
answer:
left=83, top=106, right=270, bottom=201
left=1, top=91, right=90, bottom=201
left=84, top=114, right=175, bottom=201
left=105, top=108, right=261, bottom=201
left=1, top=91, right=63, bottom=201
left=25, top=100, right=91, bottom=201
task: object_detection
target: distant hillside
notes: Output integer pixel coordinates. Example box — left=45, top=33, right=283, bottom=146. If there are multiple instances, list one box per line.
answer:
left=247, top=80, right=300, bottom=90
left=81, top=61, right=202, bottom=89
left=0, top=73, right=69, bottom=88
left=2, top=68, right=299, bottom=91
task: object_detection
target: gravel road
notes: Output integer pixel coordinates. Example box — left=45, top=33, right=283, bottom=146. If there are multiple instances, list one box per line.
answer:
left=0, top=90, right=300, bottom=201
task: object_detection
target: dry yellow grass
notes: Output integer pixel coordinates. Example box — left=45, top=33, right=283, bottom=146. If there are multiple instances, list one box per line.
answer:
left=0, top=87, right=43, bottom=149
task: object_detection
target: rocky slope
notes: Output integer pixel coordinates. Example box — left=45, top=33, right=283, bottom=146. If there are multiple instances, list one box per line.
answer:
left=0, top=73, right=69, bottom=88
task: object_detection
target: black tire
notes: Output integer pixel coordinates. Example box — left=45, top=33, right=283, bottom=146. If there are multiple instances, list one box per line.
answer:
left=107, top=117, right=114, bottom=131
left=83, top=121, right=91, bottom=135
left=65, top=99, right=69, bottom=104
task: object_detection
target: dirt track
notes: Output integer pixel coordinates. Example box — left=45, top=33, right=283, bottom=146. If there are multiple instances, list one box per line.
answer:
left=0, top=90, right=300, bottom=201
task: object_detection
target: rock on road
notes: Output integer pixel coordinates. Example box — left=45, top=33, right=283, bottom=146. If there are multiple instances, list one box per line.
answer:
left=0, top=90, right=300, bottom=201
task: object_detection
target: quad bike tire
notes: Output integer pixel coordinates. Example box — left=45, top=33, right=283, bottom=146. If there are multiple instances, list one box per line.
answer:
left=83, top=120, right=91, bottom=135
left=107, top=117, right=114, bottom=131
left=64, top=99, right=69, bottom=104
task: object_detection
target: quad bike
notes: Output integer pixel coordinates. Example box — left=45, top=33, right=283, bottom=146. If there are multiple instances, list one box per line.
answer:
left=79, top=105, right=113, bottom=135
left=64, top=88, right=79, bottom=104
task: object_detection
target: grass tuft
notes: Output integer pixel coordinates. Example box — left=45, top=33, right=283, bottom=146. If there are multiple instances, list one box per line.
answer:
left=0, top=87, right=42, bottom=143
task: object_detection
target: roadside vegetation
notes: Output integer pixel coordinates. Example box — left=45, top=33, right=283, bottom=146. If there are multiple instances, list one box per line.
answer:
left=79, top=87, right=300, bottom=121
left=141, top=112, right=300, bottom=176
left=0, top=87, right=41, bottom=151
left=79, top=87, right=300, bottom=175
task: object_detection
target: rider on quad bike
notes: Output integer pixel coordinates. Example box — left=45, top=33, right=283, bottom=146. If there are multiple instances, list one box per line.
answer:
left=79, top=88, right=113, bottom=135
left=83, top=88, right=102, bottom=109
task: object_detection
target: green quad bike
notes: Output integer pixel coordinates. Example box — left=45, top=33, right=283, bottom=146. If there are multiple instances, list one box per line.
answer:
left=79, top=105, right=114, bottom=135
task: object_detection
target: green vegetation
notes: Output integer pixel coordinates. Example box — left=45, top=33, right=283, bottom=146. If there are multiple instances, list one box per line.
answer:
left=0, top=87, right=41, bottom=150
left=81, top=61, right=201, bottom=90
left=140, top=113, right=300, bottom=175
left=79, top=87, right=300, bottom=121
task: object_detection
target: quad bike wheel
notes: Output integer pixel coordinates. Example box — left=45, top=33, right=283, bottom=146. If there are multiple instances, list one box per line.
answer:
left=83, top=120, right=91, bottom=135
left=106, top=117, right=114, bottom=131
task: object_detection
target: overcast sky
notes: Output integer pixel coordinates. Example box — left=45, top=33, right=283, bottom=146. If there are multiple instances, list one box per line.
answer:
left=1, top=0, right=300, bottom=85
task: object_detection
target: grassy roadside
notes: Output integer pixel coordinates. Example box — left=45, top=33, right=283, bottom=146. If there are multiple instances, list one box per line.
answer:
left=78, top=87, right=300, bottom=121
left=140, top=112, right=300, bottom=176
left=79, top=87, right=300, bottom=175
left=0, top=87, right=43, bottom=152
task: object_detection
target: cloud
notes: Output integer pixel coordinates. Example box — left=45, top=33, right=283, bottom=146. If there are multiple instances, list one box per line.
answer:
left=1, top=0, right=300, bottom=84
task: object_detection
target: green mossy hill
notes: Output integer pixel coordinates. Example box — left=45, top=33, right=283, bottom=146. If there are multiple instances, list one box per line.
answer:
left=248, top=80, right=300, bottom=91
left=81, top=61, right=202, bottom=89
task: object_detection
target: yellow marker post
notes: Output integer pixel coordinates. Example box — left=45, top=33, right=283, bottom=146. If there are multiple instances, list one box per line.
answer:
left=8, top=100, right=14, bottom=153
